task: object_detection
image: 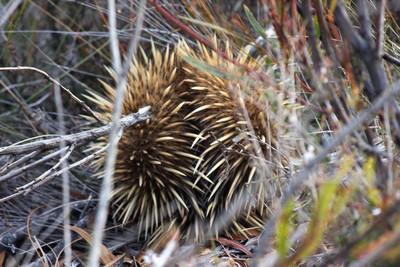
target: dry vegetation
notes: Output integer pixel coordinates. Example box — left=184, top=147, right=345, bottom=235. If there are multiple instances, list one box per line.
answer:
left=1, top=0, right=400, bottom=266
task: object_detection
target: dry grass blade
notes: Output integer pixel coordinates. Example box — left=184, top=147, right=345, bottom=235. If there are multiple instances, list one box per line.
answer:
left=71, top=226, right=117, bottom=265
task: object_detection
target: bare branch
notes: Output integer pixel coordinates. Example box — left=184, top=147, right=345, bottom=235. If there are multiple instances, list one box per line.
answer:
left=335, top=0, right=388, bottom=98
left=356, top=0, right=373, bottom=42
left=0, top=106, right=151, bottom=155
left=302, top=0, right=322, bottom=70
left=0, top=145, right=75, bottom=203
left=383, top=53, right=400, bottom=66
left=0, top=148, right=66, bottom=182
left=87, top=0, right=147, bottom=266
left=376, top=0, right=386, bottom=57
left=334, top=1, right=368, bottom=51
left=5, top=145, right=108, bottom=203
left=54, top=82, right=72, bottom=266
left=0, top=150, right=40, bottom=176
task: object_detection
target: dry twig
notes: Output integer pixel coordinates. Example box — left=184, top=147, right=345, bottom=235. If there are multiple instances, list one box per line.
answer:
left=87, top=0, right=147, bottom=266
left=0, top=66, right=102, bottom=123
left=0, top=106, right=150, bottom=155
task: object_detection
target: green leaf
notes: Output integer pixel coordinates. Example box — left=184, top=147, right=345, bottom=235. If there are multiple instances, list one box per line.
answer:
left=244, top=5, right=266, bottom=38
left=276, top=199, right=295, bottom=258
left=329, top=0, right=337, bottom=12
left=363, top=156, right=375, bottom=184
left=284, top=155, right=355, bottom=265
left=313, top=16, right=320, bottom=40
left=182, top=55, right=234, bottom=79
left=362, top=156, right=382, bottom=206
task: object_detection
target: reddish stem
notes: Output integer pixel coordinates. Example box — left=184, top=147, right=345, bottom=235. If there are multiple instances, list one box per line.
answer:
left=147, top=0, right=269, bottom=83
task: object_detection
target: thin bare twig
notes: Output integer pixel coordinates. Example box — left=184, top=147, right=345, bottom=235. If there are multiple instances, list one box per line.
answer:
left=0, top=66, right=102, bottom=123
left=302, top=0, right=322, bottom=70
left=376, top=0, right=386, bottom=57
left=383, top=53, right=400, bottom=66
left=335, top=0, right=388, bottom=99
left=0, top=0, right=23, bottom=29
left=0, top=145, right=75, bottom=203
left=0, top=200, right=96, bottom=253
left=0, top=148, right=66, bottom=182
left=87, top=0, right=147, bottom=266
left=0, top=80, right=41, bottom=135
left=0, top=150, right=40, bottom=176
left=17, top=145, right=108, bottom=195
left=334, top=0, right=394, bottom=191
left=54, top=82, right=72, bottom=266
left=0, top=106, right=151, bottom=155
left=356, top=0, right=373, bottom=44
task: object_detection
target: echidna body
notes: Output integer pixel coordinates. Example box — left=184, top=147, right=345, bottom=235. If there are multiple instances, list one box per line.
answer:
left=89, top=40, right=282, bottom=242
left=178, top=40, right=281, bottom=238
left=87, top=45, right=204, bottom=238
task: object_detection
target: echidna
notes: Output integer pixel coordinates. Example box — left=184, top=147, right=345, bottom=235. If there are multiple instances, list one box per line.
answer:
left=88, top=39, right=283, bottom=243
left=178, top=39, right=283, bottom=238
left=87, top=44, right=205, bottom=239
